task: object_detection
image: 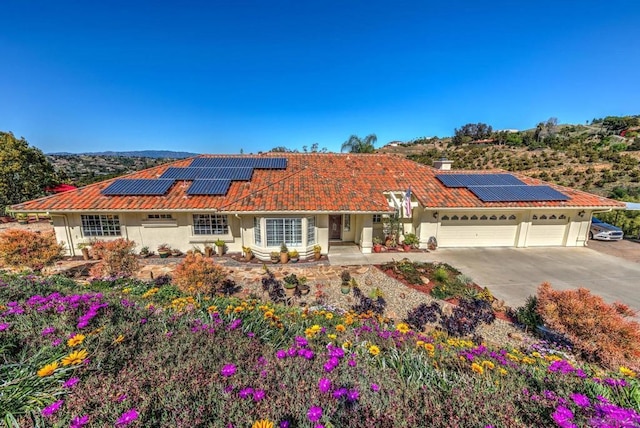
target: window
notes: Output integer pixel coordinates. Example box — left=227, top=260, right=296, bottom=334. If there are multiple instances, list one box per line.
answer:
left=307, top=216, right=316, bottom=244
left=254, top=217, right=262, bottom=245
left=343, top=214, right=351, bottom=231
left=81, top=215, right=121, bottom=237
left=373, top=214, right=382, bottom=223
left=470, top=215, right=478, bottom=220
left=266, top=218, right=302, bottom=247
left=147, top=214, right=173, bottom=220
left=193, top=214, right=228, bottom=235
left=441, top=215, right=450, bottom=220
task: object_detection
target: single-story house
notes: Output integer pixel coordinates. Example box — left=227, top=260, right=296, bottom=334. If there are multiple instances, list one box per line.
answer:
left=11, top=153, right=625, bottom=260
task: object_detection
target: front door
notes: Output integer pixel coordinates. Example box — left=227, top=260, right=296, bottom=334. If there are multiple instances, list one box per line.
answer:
left=329, top=215, right=342, bottom=240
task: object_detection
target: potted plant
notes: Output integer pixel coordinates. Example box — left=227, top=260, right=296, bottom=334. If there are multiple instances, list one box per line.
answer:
left=298, top=276, right=310, bottom=295
left=283, top=273, right=299, bottom=297
left=171, top=248, right=182, bottom=257
left=402, top=233, right=419, bottom=251
left=214, top=239, right=225, bottom=256
left=203, top=243, right=214, bottom=257
left=280, top=242, right=289, bottom=264
left=139, top=246, right=151, bottom=258
left=270, top=251, right=280, bottom=263
left=372, top=237, right=383, bottom=253
left=157, top=243, right=171, bottom=258
left=289, top=249, right=299, bottom=263
left=313, top=244, right=322, bottom=260
left=242, top=246, right=253, bottom=261
left=340, top=270, right=352, bottom=294
left=77, top=243, right=91, bottom=260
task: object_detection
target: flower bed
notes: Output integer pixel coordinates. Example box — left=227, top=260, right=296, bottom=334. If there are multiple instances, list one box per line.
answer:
left=1, top=272, right=638, bottom=427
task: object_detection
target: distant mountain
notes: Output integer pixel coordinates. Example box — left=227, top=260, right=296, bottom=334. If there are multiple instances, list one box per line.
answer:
left=47, top=150, right=199, bottom=159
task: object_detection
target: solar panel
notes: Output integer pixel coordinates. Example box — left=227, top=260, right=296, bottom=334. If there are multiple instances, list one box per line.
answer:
left=160, top=167, right=253, bottom=180
left=102, top=179, right=175, bottom=196
left=186, top=179, right=231, bottom=195
left=467, top=185, right=569, bottom=202
left=189, top=157, right=287, bottom=169
left=436, top=173, right=525, bottom=187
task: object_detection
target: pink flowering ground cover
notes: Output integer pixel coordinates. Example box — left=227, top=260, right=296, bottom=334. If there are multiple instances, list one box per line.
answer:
left=1, top=272, right=639, bottom=427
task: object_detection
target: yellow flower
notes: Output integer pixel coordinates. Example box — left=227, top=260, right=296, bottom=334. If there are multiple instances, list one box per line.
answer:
left=67, top=334, right=86, bottom=347
left=396, top=323, right=410, bottom=334
left=207, top=305, right=218, bottom=313
left=113, top=334, right=125, bottom=344
left=325, top=313, right=334, bottom=320
left=122, top=288, right=131, bottom=294
left=335, top=324, right=346, bottom=333
left=521, top=356, right=536, bottom=365
left=620, top=367, right=637, bottom=378
left=342, top=341, right=352, bottom=349
left=327, top=334, right=337, bottom=340
left=481, top=360, right=495, bottom=370
left=424, top=343, right=435, bottom=353
left=142, top=287, right=159, bottom=299
left=368, top=345, right=380, bottom=356
left=471, top=362, right=484, bottom=375
left=416, top=340, right=425, bottom=347
left=499, top=368, right=508, bottom=376
left=252, top=420, right=274, bottom=428
left=531, top=351, right=542, bottom=358
left=37, top=361, right=59, bottom=377
left=311, top=324, right=322, bottom=332
left=62, top=349, right=88, bottom=366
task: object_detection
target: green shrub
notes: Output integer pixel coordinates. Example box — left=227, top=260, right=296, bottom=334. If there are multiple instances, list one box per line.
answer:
left=509, top=295, right=543, bottom=332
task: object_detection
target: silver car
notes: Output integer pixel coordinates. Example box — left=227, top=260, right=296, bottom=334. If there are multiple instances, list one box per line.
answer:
left=590, top=218, right=623, bottom=241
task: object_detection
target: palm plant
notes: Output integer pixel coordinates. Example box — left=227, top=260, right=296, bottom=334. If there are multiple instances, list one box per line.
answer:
left=341, top=134, right=377, bottom=153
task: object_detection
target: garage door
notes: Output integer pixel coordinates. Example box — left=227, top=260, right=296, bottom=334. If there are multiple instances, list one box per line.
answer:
left=438, top=213, right=519, bottom=247
left=526, top=214, right=568, bottom=246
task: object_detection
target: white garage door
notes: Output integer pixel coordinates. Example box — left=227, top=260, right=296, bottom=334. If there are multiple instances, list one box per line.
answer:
left=526, top=214, right=568, bottom=246
left=438, top=213, right=519, bottom=247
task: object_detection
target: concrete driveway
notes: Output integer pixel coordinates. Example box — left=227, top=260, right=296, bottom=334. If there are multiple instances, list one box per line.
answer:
left=328, top=243, right=640, bottom=313
left=432, top=246, right=640, bottom=313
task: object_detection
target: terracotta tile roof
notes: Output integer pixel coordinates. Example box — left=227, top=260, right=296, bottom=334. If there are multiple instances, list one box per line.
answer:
left=11, top=153, right=625, bottom=213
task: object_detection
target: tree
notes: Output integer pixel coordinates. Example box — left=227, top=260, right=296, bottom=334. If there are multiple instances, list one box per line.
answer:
left=341, top=134, right=377, bottom=153
left=451, top=123, right=493, bottom=145
left=0, top=131, right=59, bottom=211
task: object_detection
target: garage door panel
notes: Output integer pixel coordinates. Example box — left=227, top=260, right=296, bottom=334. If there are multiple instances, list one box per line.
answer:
left=438, top=224, right=518, bottom=247
left=527, top=224, right=567, bottom=246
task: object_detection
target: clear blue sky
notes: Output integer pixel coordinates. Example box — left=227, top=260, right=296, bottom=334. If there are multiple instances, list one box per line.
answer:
left=2, top=1, right=639, bottom=154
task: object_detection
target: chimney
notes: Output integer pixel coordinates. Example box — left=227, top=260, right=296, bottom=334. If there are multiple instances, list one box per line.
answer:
left=433, top=157, right=453, bottom=170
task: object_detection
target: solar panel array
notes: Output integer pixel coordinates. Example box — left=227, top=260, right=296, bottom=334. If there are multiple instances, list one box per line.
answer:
left=160, top=167, right=254, bottom=180
left=102, top=179, right=176, bottom=196
left=101, top=157, right=286, bottom=196
left=436, top=173, right=569, bottom=202
left=468, top=185, right=569, bottom=202
left=436, top=173, right=525, bottom=187
left=186, top=180, right=231, bottom=195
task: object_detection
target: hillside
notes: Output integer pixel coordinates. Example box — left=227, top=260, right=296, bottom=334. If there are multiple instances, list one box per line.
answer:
left=48, top=150, right=198, bottom=158
left=379, top=119, right=640, bottom=200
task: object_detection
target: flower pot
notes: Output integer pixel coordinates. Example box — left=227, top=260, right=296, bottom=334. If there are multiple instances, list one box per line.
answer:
left=81, top=247, right=90, bottom=261
left=373, top=244, right=382, bottom=253
left=158, top=251, right=170, bottom=259
left=216, top=246, right=224, bottom=256
left=204, top=247, right=213, bottom=257
left=340, top=285, right=351, bottom=294
left=298, top=285, right=310, bottom=296
left=290, top=257, right=299, bottom=263
left=402, top=244, right=411, bottom=252
left=280, top=252, right=289, bottom=264
left=284, top=286, right=297, bottom=297
left=314, top=252, right=321, bottom=260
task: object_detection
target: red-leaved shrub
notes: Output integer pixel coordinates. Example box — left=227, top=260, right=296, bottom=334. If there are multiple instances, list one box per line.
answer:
left=89, top=238, right=139, bottom=278
left=0, top=229, right=65, bottom=270
left=536, top=282, right=640, bottom=370
left=172, top=252, right=227, bottom=296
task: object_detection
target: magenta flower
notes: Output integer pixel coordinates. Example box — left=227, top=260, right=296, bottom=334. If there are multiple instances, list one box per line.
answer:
left=347, top=389, right=359, bottom=401
left=0, top=322, right=10, bottom=332
left=371, top=383, right=380, bottom=392
left=63, top=377, right=80, bottom=388
left=239, top=387, right=254, bottom=399
left=117, top=394, right=128, bottom=403
left=41, top=326, right=56, bottom=336
left=115, top=409, right=139, bottom=426
left=41, top=400, right=64, bottom=417
left=570, top=392, right=590, bottom=407
left=253, top=389, right=266, bottom=401
left=276, top=350, right=287, bottom=359
left=552, top=406, right=577, bottom=428
left=307, top=406, right=323, bottom=422
left=70, top=414, right=90, bottom=428
left=52, top=338, right=62, bottom=347
left=221, top=364, right=237, bottom=377
left=318, top=377, right=332, bottom=393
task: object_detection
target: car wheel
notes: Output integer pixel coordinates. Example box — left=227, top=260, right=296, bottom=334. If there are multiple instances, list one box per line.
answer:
left=589, top=232, right=594, bottom=240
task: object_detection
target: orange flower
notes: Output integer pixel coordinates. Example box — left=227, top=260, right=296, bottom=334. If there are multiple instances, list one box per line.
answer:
left=62, top=349, right=88, bottom=366
left=37, top=361, right=59, bottom=377
left=67, top=334, right=86, bottom=347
